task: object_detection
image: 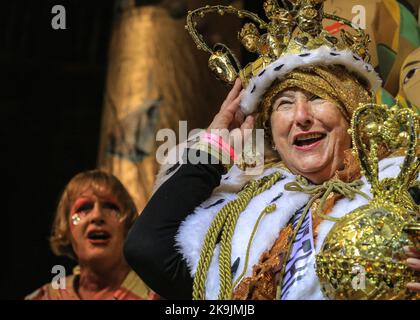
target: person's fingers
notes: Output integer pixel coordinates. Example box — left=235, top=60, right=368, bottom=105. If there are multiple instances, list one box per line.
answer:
left=406, top=282, right=420, bottom=292
left=404, top=246, right=420, bottom=258
left=211, top=111, right=234, bottom=130
left=222, top=95, right=242, bottom=131
left=226, top=116, right=255, bottom=147
left=227, top=78, right=242, bottom=102
left=234, top=110, right=245, bottom=126
left=229, top=109, right=245, bottom=130
left=405, top=251, right=419, bottom=258
left=220, top=78, right=242, bottom=111
left=405, top=252, right=420, bottom=292
left=229, top=128, right=242, bottom=148
left=209, top=95, right=241, bottom=130
left=241, top=115, right=255, bottom=131
left=407, top=257, right=420, bottom=271
left=241, top=115, right=255, bottom=146
left=224, top=94, right=242, bottom=115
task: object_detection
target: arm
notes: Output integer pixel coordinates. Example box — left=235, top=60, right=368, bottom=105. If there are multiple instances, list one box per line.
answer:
left=124, top=152, right=225, bottom=300
left=125, top=79, right=254, bottom=299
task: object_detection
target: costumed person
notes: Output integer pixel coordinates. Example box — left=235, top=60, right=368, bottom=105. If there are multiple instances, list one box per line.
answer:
left=397, top=47, right=420, bottom=112
left=124, top=0, right=420, bottom=299
left=26, top=170, right=159, bottom=300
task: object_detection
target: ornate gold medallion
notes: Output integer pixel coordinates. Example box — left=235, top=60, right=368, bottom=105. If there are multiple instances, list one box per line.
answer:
left=316, top=104, right=420, bottom=300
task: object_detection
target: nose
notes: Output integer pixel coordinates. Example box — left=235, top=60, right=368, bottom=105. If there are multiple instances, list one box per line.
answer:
left=89, top=203, right=105, bottom=225
left=294, top=98, right=314, bottom=129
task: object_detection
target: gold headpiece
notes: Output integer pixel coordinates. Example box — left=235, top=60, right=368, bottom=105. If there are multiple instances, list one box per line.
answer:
left=187, top=0, right=371, bottom=86
left=316, top=103, right=420, bottom=299
left=186, top=0, right=381, bottom=115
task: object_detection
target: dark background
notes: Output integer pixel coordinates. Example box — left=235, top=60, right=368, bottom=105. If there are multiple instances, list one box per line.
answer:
left=1, top=0, right=115, bottom=299
left=0, top=0, right=265, bottom=300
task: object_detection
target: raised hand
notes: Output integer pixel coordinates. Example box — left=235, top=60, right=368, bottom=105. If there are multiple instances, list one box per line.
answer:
left=405, top=246, right=420, bottom=292
left=208, top=78, right=255, bottom=146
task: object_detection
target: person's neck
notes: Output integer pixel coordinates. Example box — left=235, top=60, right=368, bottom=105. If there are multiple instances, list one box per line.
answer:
left=77, top=259, right=130, bottom=299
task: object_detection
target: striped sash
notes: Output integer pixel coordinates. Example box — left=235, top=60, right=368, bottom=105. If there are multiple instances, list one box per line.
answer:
left=280, top=206, right=315, bottom=300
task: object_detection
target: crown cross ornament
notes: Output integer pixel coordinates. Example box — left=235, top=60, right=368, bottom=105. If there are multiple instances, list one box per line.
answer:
left=315, top=104, right=420, bottom=300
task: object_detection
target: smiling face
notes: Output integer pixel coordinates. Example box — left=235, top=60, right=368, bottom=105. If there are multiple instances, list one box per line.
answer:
left=69, top=187, right=127, bottom=268
left=270, top=87, right=351, bottom=184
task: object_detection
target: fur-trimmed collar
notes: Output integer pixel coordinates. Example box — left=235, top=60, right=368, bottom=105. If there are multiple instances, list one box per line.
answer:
left=174, top=156, right=411, bottom=300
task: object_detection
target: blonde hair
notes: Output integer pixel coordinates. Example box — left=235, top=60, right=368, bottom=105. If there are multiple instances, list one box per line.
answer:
left=50, top=170, right=138, bottom=260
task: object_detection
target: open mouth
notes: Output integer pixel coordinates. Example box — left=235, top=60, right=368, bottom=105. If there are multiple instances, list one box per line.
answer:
left=87, top=230, right=111, bottom=241
left=293, top=133, right=326, bottom=147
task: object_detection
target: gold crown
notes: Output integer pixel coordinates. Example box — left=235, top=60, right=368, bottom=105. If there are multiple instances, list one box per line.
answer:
left=186, top=0, right=371, bottom=86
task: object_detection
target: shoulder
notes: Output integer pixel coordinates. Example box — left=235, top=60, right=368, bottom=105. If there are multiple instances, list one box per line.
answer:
left=116, top=270, right=160, bottom=300
left=24, top=275, right=77, bottom=300
left=25, top=285, right=49, bottom=300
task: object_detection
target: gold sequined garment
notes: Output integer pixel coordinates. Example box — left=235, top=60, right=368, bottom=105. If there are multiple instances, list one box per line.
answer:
left=316, top=104, right=419, bottom=300
left=233, top=225, right=293, bottom=300
left=232, top=150, right=362, bottom=300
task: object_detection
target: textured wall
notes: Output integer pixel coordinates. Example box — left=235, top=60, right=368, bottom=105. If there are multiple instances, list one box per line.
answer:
left=98, top=0, right=243, bottom=211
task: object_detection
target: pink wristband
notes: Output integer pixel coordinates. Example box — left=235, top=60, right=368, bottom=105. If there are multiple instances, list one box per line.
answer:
left=203, top=132, right=236, bottom=161
left=204, top=133, right=231, bottom=156
left=202, top=134, right=232, bottom=159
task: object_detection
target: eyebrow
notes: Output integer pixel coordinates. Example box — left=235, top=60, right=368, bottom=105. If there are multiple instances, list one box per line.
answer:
left=102, top=200, right=121, bottom=208
left=278, top=91, right=295, bottom=98
left=403, top=60, right=420, bottom=70
left=71, top=201, right=93, bottom=213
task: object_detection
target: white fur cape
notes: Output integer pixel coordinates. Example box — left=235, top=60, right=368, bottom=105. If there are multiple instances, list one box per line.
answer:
left=154, top=156, right=412, bottom=300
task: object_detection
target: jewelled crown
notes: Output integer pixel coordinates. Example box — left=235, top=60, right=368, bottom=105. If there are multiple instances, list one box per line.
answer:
left=186, top=0, right=382, bottom=115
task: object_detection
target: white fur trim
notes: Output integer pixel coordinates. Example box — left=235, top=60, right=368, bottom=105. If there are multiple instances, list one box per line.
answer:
left=153, top=132, right=203, bottom=193
left=175, top=166, right=310, bottom=299
left=240, top=46, right=382, bottom=115
left=174, top=156, right=415, bottom=300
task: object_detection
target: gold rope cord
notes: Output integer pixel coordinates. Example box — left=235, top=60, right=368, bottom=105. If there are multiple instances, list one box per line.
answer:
left=232, top=202, right=277, bottom=289
left=274, top=176, right=371, bottom=299
left=285, top=175, right=371, bottom=222
left=192, top=171, right=284, bottom=300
